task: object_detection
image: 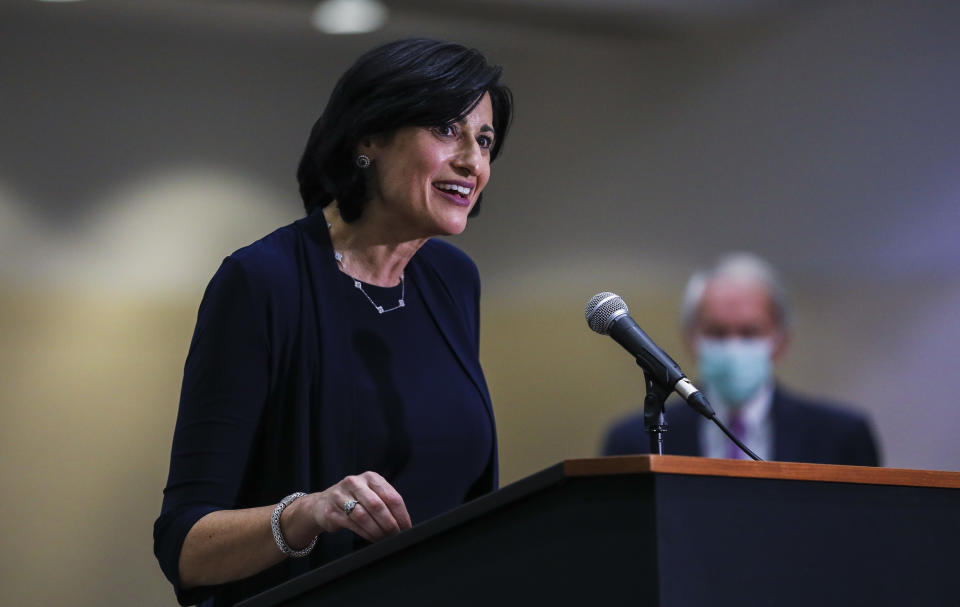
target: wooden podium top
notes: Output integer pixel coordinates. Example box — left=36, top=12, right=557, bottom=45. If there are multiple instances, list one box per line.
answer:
left=564, top=455, right=960, bottom=489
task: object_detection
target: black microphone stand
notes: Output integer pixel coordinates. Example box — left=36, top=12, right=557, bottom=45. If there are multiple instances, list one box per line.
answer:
left=641, top=366, right=670, bottom=455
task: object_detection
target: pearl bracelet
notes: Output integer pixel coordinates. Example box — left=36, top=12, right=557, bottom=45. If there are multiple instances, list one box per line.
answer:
left=271, top=492, right=318, bottom=558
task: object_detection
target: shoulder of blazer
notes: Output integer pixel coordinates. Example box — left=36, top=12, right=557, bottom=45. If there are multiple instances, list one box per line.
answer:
left=772, top=386, right=871, bottom=429
left=417, top=239, right=480, bottom=292
left=415, top=239, right=481, bottom=330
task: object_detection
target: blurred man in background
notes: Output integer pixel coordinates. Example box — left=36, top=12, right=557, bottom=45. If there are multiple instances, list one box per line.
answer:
left=603, top=252, right=879, bottom=465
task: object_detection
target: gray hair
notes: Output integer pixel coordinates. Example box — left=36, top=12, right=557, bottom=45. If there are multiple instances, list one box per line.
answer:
left=681, top=252, right=792, bottom=332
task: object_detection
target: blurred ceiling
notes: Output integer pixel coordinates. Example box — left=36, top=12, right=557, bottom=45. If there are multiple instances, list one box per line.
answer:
left=11, top=0, right=789, bottom=36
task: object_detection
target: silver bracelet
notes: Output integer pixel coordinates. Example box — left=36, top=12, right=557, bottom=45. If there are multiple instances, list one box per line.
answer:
left=271, top=492, right=318, bottom=558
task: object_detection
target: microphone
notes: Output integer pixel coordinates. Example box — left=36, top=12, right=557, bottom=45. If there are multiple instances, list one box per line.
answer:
left=585, top=292, right=715, bottom=419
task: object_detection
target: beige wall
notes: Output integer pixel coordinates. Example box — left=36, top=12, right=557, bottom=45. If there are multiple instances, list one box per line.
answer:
left=2, top=0, right=959, bottom=604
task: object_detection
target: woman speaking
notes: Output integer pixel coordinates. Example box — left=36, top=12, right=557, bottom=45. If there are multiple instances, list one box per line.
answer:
left=153, top=38, right=513, bottom=606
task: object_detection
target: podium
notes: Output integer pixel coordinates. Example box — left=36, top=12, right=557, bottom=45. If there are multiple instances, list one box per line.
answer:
left=239, top=456, right=960, bottom=606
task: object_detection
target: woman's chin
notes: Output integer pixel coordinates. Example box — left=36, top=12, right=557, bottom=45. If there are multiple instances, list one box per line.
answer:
left=429, top=210, right=471, bottom=237
left=446, top=217, right=472, bottom=236
left=443, top=220, right=468, bottom=236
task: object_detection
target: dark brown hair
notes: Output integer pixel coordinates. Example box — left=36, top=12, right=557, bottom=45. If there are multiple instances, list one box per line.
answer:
left=297, top=38, right=513, bottom=221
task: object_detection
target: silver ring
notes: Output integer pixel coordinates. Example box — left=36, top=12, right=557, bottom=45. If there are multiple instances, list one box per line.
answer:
left=343, top=499, right=359, bottom=516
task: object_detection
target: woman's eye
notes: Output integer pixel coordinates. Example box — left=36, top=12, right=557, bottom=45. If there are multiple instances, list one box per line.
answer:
left=477, top=135, right=493, bottom=149
left=433, top=125, right=456, bottom=137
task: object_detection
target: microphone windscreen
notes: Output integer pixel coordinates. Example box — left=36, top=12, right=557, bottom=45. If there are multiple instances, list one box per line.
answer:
left=585, top=292, right=628, bottom=335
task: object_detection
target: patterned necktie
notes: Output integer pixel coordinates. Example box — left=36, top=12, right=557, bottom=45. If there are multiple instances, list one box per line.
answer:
left=727, top=412, right=746, bottom=460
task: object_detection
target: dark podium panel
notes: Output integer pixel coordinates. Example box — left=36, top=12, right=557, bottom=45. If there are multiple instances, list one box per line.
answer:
left=239, top=456, right=960, bottom=607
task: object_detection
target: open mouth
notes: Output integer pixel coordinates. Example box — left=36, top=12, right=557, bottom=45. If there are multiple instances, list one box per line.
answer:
left=433, top=182, right=473, bottom=204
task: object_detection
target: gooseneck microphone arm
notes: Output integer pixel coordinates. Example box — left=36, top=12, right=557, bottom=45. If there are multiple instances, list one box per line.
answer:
left=585, top=292, right=763, bottom=462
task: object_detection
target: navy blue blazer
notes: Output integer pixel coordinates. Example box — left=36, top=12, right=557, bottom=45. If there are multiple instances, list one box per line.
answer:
left=602, top=387, right=879, bottom=466
left=154, top=211, right=497, bottom=606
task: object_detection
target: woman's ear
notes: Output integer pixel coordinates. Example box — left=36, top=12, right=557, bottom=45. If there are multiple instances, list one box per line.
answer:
left=358, top=131, right=396, bottom=158
left=356, top=137, right=376, bottom=158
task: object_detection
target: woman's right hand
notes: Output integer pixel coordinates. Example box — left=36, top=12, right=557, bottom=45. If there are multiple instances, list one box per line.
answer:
left=178, top=472, right=412, bottom=589
left=284, top=472, right=413, bottom=546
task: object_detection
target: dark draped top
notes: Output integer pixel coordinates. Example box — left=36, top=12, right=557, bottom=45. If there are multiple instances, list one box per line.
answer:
left=153, top=211, right=497, bottom=606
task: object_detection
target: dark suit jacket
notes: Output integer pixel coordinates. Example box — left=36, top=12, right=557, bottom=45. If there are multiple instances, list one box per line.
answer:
left=602, top=387, right=879, bottom=466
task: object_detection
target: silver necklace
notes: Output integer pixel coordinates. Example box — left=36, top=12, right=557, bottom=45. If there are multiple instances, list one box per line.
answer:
left=334, top=250, right=406, bottom=314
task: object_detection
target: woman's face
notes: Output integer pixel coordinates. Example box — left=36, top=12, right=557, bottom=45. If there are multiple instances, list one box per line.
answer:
left=361, top=93, right=495, bottom=238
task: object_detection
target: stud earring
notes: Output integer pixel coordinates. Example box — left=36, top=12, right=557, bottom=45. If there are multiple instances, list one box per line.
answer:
left=356, top=154, right=371, bottom=169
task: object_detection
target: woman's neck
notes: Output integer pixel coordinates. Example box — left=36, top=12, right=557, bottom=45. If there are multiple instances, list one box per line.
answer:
left=324, top=205, right=428, bottom=287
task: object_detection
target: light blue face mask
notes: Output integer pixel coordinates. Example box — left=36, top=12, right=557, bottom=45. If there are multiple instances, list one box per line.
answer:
left=696, top=337, right=774, bottom=407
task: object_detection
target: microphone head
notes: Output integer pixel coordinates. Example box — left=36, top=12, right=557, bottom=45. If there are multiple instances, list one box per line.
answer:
left=585, top=292, right=629, bottom=335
